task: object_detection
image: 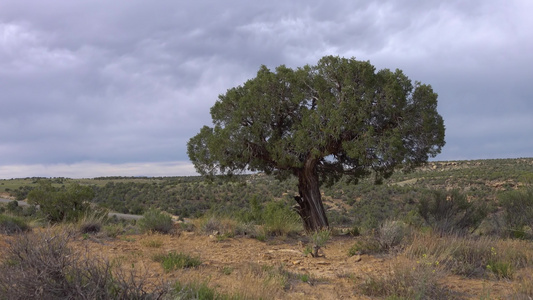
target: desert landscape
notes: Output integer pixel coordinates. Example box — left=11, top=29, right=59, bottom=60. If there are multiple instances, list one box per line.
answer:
left=1, top=158, right=533, bottom=299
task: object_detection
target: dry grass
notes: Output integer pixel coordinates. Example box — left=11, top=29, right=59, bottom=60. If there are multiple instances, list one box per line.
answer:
left=358, top=258, right=455, bottom=299
left=0, top=227, right=169, bottom=299
left=404, top=232, right=533, bottom=279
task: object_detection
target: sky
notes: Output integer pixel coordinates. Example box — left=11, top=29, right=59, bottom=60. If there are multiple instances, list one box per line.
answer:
left=1, top=0, right=532, bottom=178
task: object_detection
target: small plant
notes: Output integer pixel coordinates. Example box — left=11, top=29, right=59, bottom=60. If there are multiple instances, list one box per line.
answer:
left=138, top=208, right=174, bottom=234
left=377, top=220, right=408, bottom=251
left=172, top=281, right=236, bottom=300
left=299, top=273, right=310, bottom=283
left=308, top=229, right=331, bottom=257
left=142, top=238, right=163, bottom=248
left=78, top=211, right=108, bottom=234
left=0, top=214, right=31, bottom=234
left=102, top=224, right=124, bottom=238
left=263, top=201, right=302, bottom=237
left=348, top=237, right=381, bottom=256
left=221, top=266, right=233, bottom=275
left=152, top=252, right=202, bottom=272
left=486, top=247, right=514, bottom=279
left=358, top=259, right=448, bottom=299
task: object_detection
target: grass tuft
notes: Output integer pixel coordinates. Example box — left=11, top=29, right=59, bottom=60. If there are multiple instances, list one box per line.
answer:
left=152, top=251, right=202, bottom=272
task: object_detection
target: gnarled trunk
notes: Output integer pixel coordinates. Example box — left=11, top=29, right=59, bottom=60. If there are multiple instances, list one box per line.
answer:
left=293, top=159, right=329, bottom=232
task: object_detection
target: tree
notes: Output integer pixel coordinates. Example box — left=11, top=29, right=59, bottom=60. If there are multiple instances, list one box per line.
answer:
left=28, top=180, right=94, bottom=223
left=188, top=56, right=445, bottom=231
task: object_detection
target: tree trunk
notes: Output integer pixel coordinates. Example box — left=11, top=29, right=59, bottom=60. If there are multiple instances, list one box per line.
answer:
left=293, top=159, right=329, bottom=232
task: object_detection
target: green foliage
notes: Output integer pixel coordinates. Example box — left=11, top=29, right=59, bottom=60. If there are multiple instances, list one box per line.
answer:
left=6, top=200, right=21, bottom=214
left=188, top=56, right=445, bottom=230
left=172, top=281, right=239, bottom=300
left=308, top=229, right=331, bottom=257
left=188, top=56, right=445, bottom=180
left=418, top=189, right=487, bottom=235
left=27, top=180, right=94, bottom=223
left=152, top=252, right=202, bottom=272
left=262, top=200, right=302, bottom=236
left=138, top=208, right=174, bottom=234
left=499, top=187, right=533, bottom=238
left=0, top=214, right=31, bottom=234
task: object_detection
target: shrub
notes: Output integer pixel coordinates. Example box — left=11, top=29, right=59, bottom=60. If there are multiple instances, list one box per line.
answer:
left=6, top=200, right=22, bottom=215
left=499, top=187, right=533, bottom=239
left=172, top=281, right=238, bottom=300
left=404, top=232, right=533, bottom=279
left=0, top=229, right=169, bottom=299
left=138, top=208, right=174, bottom=234
left=263, top=201, right=302, bottom=237
left=152, top=252, right=202, bottom=272
left=358, top=259, right=451, bottom=299
left=308, top=229, right=331, bottom=257
left=348, top=220, right=408, bottom=255
left=78, top=211, right=108, bottom=234
left=377, top=220, right=409, bottom=251
left=0, top=214, right=31, bottom=234
left=103, top=224, right=124, bottom=238
left=418, top=189, right=487, bottom=235
left=27, top=181, right=94, bottom=223
left=195, top=215, right=237, bottom=236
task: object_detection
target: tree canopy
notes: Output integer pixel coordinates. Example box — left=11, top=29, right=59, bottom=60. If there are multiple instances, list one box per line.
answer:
left=188, top=56, right=445, bottom=231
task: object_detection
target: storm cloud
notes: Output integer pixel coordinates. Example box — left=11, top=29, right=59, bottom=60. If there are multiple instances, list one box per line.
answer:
left=1, top=0, right=532, bottom=178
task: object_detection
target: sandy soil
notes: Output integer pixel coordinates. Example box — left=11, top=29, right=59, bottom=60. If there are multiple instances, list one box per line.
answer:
left=49, top=232, right=521, bottom=299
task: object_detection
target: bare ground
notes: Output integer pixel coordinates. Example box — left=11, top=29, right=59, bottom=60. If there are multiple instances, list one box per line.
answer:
left=27, top=231, right=521, bottom=299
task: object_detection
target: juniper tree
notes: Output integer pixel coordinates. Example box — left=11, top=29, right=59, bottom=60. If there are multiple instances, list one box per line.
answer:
left=188, top=56, right=445, bottom=231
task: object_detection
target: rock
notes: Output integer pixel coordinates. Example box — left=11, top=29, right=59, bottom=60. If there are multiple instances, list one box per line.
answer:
left=350, top=255, right=362, bottom=262
left=292, top=260, right=302, bottom=265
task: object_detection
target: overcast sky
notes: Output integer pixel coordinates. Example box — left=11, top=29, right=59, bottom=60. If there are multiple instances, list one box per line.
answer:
left=1, top=0, right=532, bottom=178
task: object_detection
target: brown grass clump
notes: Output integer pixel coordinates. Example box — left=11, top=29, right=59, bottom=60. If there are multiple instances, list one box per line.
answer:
left=358, top=258, right=455, bottom=299
left=404, top=232, right=533, bottom=279
left=0, top=228, right=169, bottom=299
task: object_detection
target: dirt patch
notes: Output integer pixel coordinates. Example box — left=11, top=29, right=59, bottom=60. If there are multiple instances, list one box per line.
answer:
left=0, top=231, right=521, bottom=299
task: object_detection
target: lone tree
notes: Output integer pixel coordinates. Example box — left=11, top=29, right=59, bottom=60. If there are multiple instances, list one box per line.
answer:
left=188, top=56, right=445, bottom=231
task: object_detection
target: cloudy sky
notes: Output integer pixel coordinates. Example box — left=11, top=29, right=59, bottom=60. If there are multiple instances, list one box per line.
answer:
left=1, top=0, right=532, bottom=178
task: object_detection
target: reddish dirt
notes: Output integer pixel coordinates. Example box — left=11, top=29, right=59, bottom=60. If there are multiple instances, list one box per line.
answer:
left=57, top=232, right=521, bottom=299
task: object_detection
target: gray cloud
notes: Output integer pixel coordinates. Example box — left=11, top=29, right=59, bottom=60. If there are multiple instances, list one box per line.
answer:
left=0, top=0, right=532, bottom=177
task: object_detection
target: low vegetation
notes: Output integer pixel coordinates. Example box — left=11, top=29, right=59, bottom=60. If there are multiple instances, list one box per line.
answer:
left=1, top=158, right=533, bottom=298
left=0, top=228, right=169, bottom=299
left=152, top=251, right=202, bottom=272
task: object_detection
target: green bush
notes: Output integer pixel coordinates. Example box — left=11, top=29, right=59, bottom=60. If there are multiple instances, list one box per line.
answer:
left=499, top=187, right=533, bottom=238
left=418, top=189, right=487, bottom=235
left=138, top=208, right=174, bottom=234
left=27, top=181, right=94, bottom=223
left=0, top=214, right=31, bottom=234
left=263, top=201, right=302, bottom=237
